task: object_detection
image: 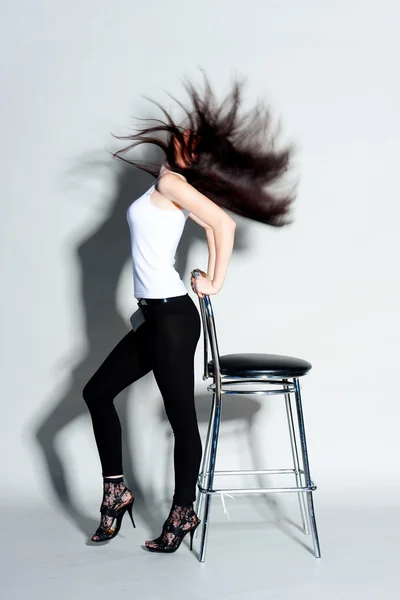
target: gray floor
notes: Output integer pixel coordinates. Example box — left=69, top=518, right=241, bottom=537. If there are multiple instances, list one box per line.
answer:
left=3, top=492, right=398, bottom=599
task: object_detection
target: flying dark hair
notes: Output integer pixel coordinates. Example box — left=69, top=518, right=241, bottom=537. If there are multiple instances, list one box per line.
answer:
left=113, top=74, right=296, bottom=226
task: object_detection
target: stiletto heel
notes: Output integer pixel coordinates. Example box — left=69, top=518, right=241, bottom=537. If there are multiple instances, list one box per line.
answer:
left=189, top=522, right=200, bottom=551
left=127, top=501, right=136, bottom=528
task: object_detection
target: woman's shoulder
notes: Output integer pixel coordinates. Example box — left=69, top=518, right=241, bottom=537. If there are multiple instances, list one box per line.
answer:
left=159, top=164, right=187, bottom=183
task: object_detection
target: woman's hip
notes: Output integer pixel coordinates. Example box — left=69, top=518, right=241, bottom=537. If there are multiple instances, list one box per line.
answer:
left=140, top=293, right=201, bottom=340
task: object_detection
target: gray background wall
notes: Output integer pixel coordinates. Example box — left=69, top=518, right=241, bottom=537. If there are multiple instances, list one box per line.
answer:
left=1, top=0, right=399, bottom=517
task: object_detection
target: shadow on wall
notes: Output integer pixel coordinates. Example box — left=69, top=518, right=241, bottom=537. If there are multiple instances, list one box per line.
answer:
left=33, top=151, right=266, bottom=542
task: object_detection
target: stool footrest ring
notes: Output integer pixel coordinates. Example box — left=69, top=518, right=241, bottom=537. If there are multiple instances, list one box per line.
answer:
left=197, top=483, right=317, bottom=495
left=199, top=468, right=306, bottom=476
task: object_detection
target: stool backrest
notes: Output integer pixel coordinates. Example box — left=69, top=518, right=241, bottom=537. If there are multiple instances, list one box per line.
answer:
left=192, top=269, right=221, bottom=380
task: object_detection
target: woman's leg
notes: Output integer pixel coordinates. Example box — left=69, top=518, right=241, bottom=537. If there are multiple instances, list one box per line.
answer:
left=83, top=322, right=152, bottom=540
left=83, top=324, right=152, bottom=476
left=148, top=294, right=202, bottom=504
left=144, top=294, right=202, bottom=551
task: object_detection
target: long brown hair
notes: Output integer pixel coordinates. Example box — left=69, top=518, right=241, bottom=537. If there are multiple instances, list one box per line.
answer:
left=113, top=73, right=296, bottom=226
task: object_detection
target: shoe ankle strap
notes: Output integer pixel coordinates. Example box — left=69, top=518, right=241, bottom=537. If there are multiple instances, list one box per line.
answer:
left=100, top=505, right=120, bottom=518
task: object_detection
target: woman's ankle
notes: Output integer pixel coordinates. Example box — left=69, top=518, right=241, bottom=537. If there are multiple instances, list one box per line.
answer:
left=171, top=495, right=195, bottom=507
left=103, top=474, right=124, bottom=482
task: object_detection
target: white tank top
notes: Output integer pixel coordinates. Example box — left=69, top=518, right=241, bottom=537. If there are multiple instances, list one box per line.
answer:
left=126, top=168, right=190, bottom=299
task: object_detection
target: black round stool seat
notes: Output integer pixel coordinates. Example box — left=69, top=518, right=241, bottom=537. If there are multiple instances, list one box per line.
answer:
left=208, top=353, right=312, bottom=378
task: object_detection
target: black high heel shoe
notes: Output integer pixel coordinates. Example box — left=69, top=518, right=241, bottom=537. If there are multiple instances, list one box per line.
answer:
left=145, top=504, right=201, bottom=553
left=91, top=488, right=136, bottom=542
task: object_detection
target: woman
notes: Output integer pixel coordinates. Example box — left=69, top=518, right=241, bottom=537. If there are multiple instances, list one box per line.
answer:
left=83, top=74, right=294, bottom=553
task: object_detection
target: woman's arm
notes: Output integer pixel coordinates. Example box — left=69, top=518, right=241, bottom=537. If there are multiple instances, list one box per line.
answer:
left=205, top=227, right=216, bottom=280
left=187, top=212, right=216, bottom=280
left=210, top=222, right=235, bottom=291
left=159, top=174, right=236, bottom=292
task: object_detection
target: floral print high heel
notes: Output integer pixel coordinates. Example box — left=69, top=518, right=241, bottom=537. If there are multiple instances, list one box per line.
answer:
left=91, top=477, right=136, bottom=542
left=144, top=503, right=201, bottom=553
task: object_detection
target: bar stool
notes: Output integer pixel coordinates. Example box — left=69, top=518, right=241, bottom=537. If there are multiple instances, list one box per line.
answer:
left=191, top=269, right=321, bottom=563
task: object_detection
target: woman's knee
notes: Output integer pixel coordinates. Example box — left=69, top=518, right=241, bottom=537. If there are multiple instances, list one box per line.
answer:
left=82, top=377, right=107, bottom=411
left=82, top=379, right=94, bottom=408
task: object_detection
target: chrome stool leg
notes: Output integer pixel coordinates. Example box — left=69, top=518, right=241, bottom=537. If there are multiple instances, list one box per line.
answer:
left=294, top=379, right=321, bottom=558
left=284, top=384, right=310, bottom=535
left=195, top=393, right=216, bottom=527
left=198, top=390, right=222, bottom=562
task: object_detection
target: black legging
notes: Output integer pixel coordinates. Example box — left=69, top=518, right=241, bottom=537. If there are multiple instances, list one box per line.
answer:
left=83, top=293, right=202, bottom=505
